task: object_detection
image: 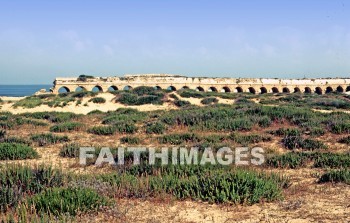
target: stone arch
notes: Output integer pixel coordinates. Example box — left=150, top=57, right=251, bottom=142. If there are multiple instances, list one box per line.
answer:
left=92, top=85, right=103, bottom=92
left=271, top=87, right=279, bottom=93
left=315, top=87, right=322, bottom=95
left=282, top=87, right=290, bottom=93
left=304, top=87, right=312, bottom=94
left=236, top=87, right=243, bottom=93
left=248, top=87, right=256, bottom=94
left=294, top=87, right=301, bottom=93
left=75, top=86, right=87, bottom=92
left=196, top=86, right=205, bottom=92
left=346, top=86, right=350, bottom=92
left=336, top=86, right=344, bottom=93
left=58, top=86, right=70, bottom=93
left=222, top=86, right=231, bottom=93
left=208, top=87, right=218, bottom=92
left=325, top=86, right=333, bottom=94
left=260, top=87, right=267, bottom=94
left=154, top=86, right=162, bottom=90
left=108, top=86, right=118, bottom=92
left=123, top=85, right=132, bottom=91
left=167, top=86, right=177, bottom=91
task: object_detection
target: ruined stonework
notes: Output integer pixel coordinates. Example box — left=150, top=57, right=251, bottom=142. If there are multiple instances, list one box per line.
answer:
left=51, top=74, right=350, bottom=94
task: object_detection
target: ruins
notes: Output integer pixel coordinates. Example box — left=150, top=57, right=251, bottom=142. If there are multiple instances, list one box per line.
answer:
left=51, top=74, right=350, bottom=94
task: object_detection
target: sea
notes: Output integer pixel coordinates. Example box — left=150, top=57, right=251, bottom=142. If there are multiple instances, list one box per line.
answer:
left=0, top=85, right=52, bottom=97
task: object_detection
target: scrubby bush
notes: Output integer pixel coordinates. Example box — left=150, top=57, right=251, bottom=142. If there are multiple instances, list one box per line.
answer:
left=120, top=136, right=141, bottom=145
left=318, top=169, right=350, bottom=184
left=313, top=153, right=350, bottom=168
left=200, top=97, right=218, bottom=105
left=50, top=122, right=84, bottom=132
left=27, top=187, right=111, bottom=216
left=132, top=86, right=158, bottom=96
left=30, top=133, right=69, bottom=146
left=0, top=130, right=5, bottom=139
left=117, top=91, right=164, bottom=105
left=145, top=122, right=166, bottom=134
left=77, top=74, right=94, bottom=81
left=338, top=136, right=350, bottom=145
left=328, top=122, right=350, bottom=134
left=257, top=116, right=272, bottom=128
left=169, top=93, right=179, bottom=100
left=158, top=133, right=200, bottom=145
left=88, top=126, right=116, bottom=135
left=266, top=152, right=312, bottom=169
left=230, top=133, right=271, bottom=145
left=0, top=165, right=64, bottom=212
left=174, top=100, right=191, bottom=107
left=13, top=97, right=43, bottom=108
left=0, top=137, right=31, bottom=145
left=113, top=121, right=138, bottom=134
left=71, top=91, right=97, bottom=98
left=87, top=110, right=104, bottom=115
left=21, top=112, right=80, bottom=123
left=89, top=97, right=106, bottom=104
left=59, top=143, right=81, bottom=158
left=0, top=143, right=38, bottom=160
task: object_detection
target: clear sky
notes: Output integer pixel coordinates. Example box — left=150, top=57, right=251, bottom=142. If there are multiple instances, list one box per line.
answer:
left=0, top=0, right=349, bottom=84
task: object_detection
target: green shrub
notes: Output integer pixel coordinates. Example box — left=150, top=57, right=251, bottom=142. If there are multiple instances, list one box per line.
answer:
left=71, top=91, right=97, bottom=98
left=117, top=92, right=164, bottom=105
left=0, top=143, right=38, bottom=160
left=158, top=133, right=200, bottom=145
left=313, top=153, right=350, bottom=168
left=169, top=93, right=179, bottom=100
left=87, top=109, right=104, bottom=115
left=77, top=74, right=94, bottom=81
left=329, top=122, right=350, bottom=134
left=13, top=97, right=43, bottom=108
left=145, top=122, right=166, bottom=134
left=27, top=187, right=111, bottom=216
left=338, top=136, right=350, bottom=145
left=88, top=126, right=116, bottom=135
left=0, top=165, right=64, bottom=212
left=318, top=169, right=350, bottom=184
left=179, top=90, right=205, bottom=98
left=120, top=136, right=141, bottom=145
left=266, top=152, right=312, bottom=169
left=174, top=100, right=191, bottom=107
left=0, top=137, right=31, bottom=145
left=50, top=122, right=84, bottom=132
left=229, top=133, right=271, bottom=145
left=21, top=112, right=80, bottom=123
left=269, top=128, right=301, bottom=136
left=0, top=130, right=5, bottom=139
left=308, top=127, right=325, bottom=136
left=257, top=116, right=272, bottom=128
left=200, top=97, right=218, bottom=105
left=113, top=121, right=138, bottom=134
left=132, top=86, right=158, bottom=96
left=89, top=97, right=106, bottom=104
left=59, top=143, right=81, bottom=158
left=30, top=133, right=69, bottom=146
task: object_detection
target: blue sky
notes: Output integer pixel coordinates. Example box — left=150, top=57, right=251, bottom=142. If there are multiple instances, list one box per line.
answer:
left=0, top=0, right=349, bottom=84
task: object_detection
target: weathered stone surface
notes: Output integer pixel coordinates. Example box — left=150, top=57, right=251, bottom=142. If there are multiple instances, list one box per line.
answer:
left=51, top=74, right=350, bottom=94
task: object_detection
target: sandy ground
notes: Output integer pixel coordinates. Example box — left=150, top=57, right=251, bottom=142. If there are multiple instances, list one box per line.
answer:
left=0, top=93, right=234, bottom=114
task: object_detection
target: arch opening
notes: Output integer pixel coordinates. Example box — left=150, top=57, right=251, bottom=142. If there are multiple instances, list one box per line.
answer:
left=75, top=86, right=86, bottom=92
left=336, top=86, right=344, bottom=93
left=58, top=86, right=70, bottom=93
left=346, top=86, right=350, bottom=92
left=167, top=86, right=177, bottom=91
left=248, top=87, right=256, bottom=94
left=236, top=87, right=243, bottom=93
left=294, top=87, right=301, bottom=93
left=108, top=86, right=118, bottom=92
left=154, top=86, right=162, bottom=90
left=271, top=87, right=279, bottom=93
left=325, top=87, right=333, bottom=94
left=282, top=87, right=290, bottom=93
left=305, top=87, right=312, bottom=94
left=315, top=87, right=322, bottom=95
left=222, top=87, right=231, bottom=93
left=181, top=86, right=189, bottom=90
left=123, top=85, right=132, bottom=91
left=196, top=86, right=204, bottom=92
left=208, top=87, right=218, bottom=92
left=92, top=85, right=103, bottom=93
left=260, top=87, right=267, bottom=94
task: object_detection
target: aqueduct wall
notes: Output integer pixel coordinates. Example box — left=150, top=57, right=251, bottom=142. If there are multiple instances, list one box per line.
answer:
left=51, top=74, right=350, bottom=94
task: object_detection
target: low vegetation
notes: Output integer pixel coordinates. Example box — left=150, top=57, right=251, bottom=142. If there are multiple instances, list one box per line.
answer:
left=30, top=133, right=69, bottom=146
left=0, top=143, right=38, bottom=160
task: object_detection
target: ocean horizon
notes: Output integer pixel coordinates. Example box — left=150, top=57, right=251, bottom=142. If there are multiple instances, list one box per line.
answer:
left=0, top=85, right=52, bottom=97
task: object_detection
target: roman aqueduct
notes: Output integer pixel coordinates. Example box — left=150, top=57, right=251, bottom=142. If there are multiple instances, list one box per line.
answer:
left=51, top=74, right=350, bottom=95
